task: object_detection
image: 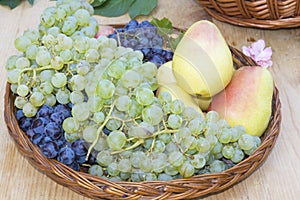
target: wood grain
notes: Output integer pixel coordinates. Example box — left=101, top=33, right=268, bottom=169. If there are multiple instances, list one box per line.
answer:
left=0, top=0, right=300, bottom=200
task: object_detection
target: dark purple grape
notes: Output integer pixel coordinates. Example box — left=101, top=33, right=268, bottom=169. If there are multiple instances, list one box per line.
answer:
left=56, top=136, right=68, bottom=148
left=126, top=20, right=139, bottom=29
left=50, top=112, right=65, bottom=124
left=16, top=110, right=24, bottom=121
left=40, top=141, right=58, bottom=158
left=152, top=36, right=163, bottom=46
left=45, top=122, right=62, bottom=140
left=67, top=102, right=73, bottom=109
left=38, top=136, right=52, bottom=146
left=163, top=50, right=174, bottom=61
left=144, top=29, right=156, bottom=39
left=26, top=129, right=35, bottom=138
left=141, top=48, right=152, bottom=58
left=18, top=117, right=33, bottom=131
left=139, top=20, right=155, bottom=28
left=31, top=133, right=44, bottom=145
left=152, top=48, right=163, bottom=55
left=71, top=139, right=87, bottom=156
left=54, top=104, right=71, bottom=119
left=115, top=28, right=124, bottom=33
left=103, top=127, right=111, bottom=135
left=76, top=155, right=87, bottom=164
left=87, top=150, right=98, bottom=165
left=31, top=117, right=49, bottom=134
left=37, top=104, right=54, bottom=118
left=128, top=38, right=138, bottom=48
left=57, top=146, right=75, bottom=165
left=67, top=161, right=80, bottom=171
left=139, top=37, right=149, bottom=46
left=150, top=54, right=166, bottom=66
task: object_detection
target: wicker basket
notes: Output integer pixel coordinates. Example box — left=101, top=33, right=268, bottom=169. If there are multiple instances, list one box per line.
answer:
left=4, top=46, right=281, bottom=200
left=197, top=0, right=300, bottom=29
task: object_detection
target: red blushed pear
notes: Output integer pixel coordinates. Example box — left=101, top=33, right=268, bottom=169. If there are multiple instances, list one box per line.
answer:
left=208, top=66, right=274, bottom=137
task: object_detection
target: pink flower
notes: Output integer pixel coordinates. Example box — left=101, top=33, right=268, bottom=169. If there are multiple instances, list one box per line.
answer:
left=242, top=39, right=273, bottom=68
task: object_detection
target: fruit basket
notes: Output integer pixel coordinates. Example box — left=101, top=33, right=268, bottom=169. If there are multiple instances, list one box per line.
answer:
left=197, top=0, right=300, bottom=29
left=4, top=41, right=281, bottom=199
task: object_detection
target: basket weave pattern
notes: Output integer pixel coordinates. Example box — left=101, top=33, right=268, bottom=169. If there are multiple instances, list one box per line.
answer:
left=4, top=47, right=281, bottom=200
left=197, top=0, right=300, bottom=28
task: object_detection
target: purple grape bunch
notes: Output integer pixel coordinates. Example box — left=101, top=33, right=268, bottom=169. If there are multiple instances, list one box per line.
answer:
left=108, top=20, right=174, bottom=67
left=17, top=104, right=88, bottom=171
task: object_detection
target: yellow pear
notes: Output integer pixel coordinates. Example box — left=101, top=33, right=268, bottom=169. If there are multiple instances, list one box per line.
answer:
left=192, top=96, right=212, bottom=111
left=208, top=66, right=274, bottom=137
left=157, top=61, right=177, bottom=86
left=172, top=20, right=234, bottom=98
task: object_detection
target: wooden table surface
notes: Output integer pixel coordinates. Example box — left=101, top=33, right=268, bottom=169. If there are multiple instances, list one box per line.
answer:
left=1, top=0, right=300, bottom=199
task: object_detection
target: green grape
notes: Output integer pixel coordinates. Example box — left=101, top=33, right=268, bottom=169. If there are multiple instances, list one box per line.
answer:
left=107, top=131, right=127, bottom=151
left=115, top=84, right=128, bottom=96
left=54, top=6, right=67, bottom=20
left=167, top=114, right=183, bottom=129
left=219, top=128, right=232, bottom=144
left=62, top=117, right=79, bottom=133
left=190, top=154, right=206, bottom=169
left=196, top=137, right=210, bottom=153
left=62, top=19, right=77, bottom=36
left=96, top=150, right=113, bottom=167
left=157, top=91, right=172, bottom=105
left=128, top=125, right=146, bottom=139
left=40, top=10, right=55, bottom=28
left=174, top=127, right=191, bottom=143
left=42, top=34, right=56, bottom=47
left=217, top=119, right=230, bottom=129
left=74, top=36, right=89, bottom=53
left=142, top=105, right=163, bottom=126
left=158, top=173, right=173, bottom=181
left=107, top=60, right=125, bottom=79
left=170, top=99, right=184, bottom=114
left=5, top=55, right=18, bottom=70
left=209, top=160, right=226, bottom=173
left=44, top=94, right=56, bottom=106
left=153, top=140, right=166, bottom=153
left=26, top=45, right=38, bottom=60
left=72, top=102, right=90, bottom=121
left=10, top=84, right=18, bottom=93
left=7, top=69, right=21, bottom=84
left=106, top=119, right=122, bottom=131
left=92, top=112, right=105, bottom=125
left=158, top=133, right=172, bottom=144
left=88, top=165, right=103, bottom=177
left=204, top=122, right=218, bottom=137
left=144, top=173, right=157, bottom=181
left=70, top=91, right=84, bottom=104
left=164, top=163, right=178, bottom=176
left=14, top=35, right=31, bottom=52
left=118, top=158, right=132, bottom=173
left=23, top=29, right=39, bottom=43
left=51, top=56, right=64, bottom=70
left=40, top=70, right=55, bottom=82
left=16, top=57, right=30, bottom=69
left=30, top=91, right=45, bottom=107
left=76, top=61, right=90, bottom=75
left=96, top=79, right=115, bottom=99
left=83, top=126, right=98, bottom=143
left=231, top=148, right=245, bottom=163
left=230, top=126, right=242, bottom=142
left=179, top=161, right=195, bottom=178
left=51, top=73, right=67, bottom=88
left=222, top=144, right=235, bottom=159
left=140, top=62, right=157, bottom=80
left=238, top=134, right=255, bottom=150
left=206, top=110, right=220, bottom=123
left=211, top=142, right=223, bottom=155
left=94, top=136, right=108, bottom=151
left=22, top=102, right=37, bottom=117
left=47, top=26, right=60, bottom=36
left=244, top=136, right=261, bottom=156
left=120, top=70, right=141, bottom=88
left=69, top=74, right=87, bottom=91
left=130, top=151, right=146, bottom=168
left=14, top=96, right=27, bottom=109
left=135, top=87, right=154, bottom=106
left=87, top=95, right=103, bottom=112
left=168, top=151, right=184, bottom=167
left=139, top=157, right=152, bottom=172
left=85, top=47, right=100, bottom=62
left=128, top=99, right=143, bottom=118
left=64, top=132, right=80, bottom=143
left=17, top=84, right=29, bottom=97
left=107, top=162, right=120, bottom=176
left=60, top=49, right=73, bottom=62
left=36, top=48, right=51, bottom=67
left=182, top=135, right=197, bottom=150
left=73, top=9, right=90, bottom=26
left=115, top=95, right=131, bottom=111
left=56, top=88, right=70, bottom=104
left=88, top=38, right=100, bottom=50
left=188, top=118, right=206, bottom=135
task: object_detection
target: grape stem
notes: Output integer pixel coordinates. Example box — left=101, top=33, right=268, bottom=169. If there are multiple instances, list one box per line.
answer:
left=17, top=65, right=53, bottom=86
left=110, top=139, right=144, bottom=155
left=85, top=101, right=116, bottom=160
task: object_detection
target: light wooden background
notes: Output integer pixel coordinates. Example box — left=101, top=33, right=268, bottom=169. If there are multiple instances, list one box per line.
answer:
left=0, top=0, right=300, bottom=199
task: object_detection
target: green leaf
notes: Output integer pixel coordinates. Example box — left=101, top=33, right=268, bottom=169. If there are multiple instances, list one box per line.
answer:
left=170, top=32, right=184, bottom=50
left=94, top=0, right=135, bottom=17
left=92, top=0, right=108, bottom=7
left=0, top=0, right=21, bottom=9
left=27, top=0, right=34, bottom=5
left=128, top=0, right=158, bottom=19
left=151, top=17, right=173, bottom=35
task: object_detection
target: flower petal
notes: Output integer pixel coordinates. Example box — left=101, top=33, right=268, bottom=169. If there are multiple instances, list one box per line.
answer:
left=251, top=39, right=265, bottom=54
left=256, top=47, right=272, bottom=61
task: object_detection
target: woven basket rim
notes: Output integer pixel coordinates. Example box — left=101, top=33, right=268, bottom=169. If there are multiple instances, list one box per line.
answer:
left=4, top=45, right=281, bottom=199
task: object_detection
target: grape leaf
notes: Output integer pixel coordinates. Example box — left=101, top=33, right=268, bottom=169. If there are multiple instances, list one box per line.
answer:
left=27, top=0, right=34, bottom=5
left=92, top=0, right=108, bottom=7
left=151, top=17, right=173, bottom=35
left=94, top=0, right=135, bottom=17
left=0, top=0, right=21, bottom=9
left=128, top=0, right=158, bottom=19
